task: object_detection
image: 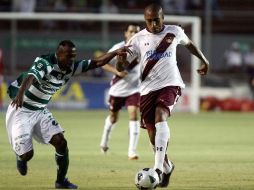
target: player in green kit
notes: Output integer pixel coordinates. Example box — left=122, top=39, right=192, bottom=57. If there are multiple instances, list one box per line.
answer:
left=6, top=40, right=132, bottom=189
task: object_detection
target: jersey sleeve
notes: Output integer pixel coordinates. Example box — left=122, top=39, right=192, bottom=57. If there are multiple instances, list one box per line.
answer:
left=107, top=44, right=119, bottom=65
left=126, top=37, right=140, bottom=63
left=176, top=26, right=190, bottom=45
left=72, top=59, right=91, bottom=76
left=27, top=57, right=51, bottom=82
left=107, top=42, right=125, bottom=65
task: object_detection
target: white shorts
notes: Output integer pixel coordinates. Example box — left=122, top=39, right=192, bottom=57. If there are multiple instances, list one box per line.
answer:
left=5, top=104, right=64, bottom=156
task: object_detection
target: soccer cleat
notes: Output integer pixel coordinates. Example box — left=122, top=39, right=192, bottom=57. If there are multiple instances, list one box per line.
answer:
left=128, top=155, right=139, bottom=160
left=55, top=178, right=78, bottom=189
left=16, top=156, right=27, bottom=176
left=158, top=162, right=175, bottom=188
left=100, top=146, right=109, bottom=154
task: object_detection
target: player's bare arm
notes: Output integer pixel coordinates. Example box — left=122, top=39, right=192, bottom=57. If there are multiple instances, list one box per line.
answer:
left=185, top=40, right=209, bottom=75
left=116, top=52, right=130, bottom=72
left=11, top=75, right=36, bottom=110
left=102, top=64, right=128, bottom=78
left=88, top=46, right=133, bottom=70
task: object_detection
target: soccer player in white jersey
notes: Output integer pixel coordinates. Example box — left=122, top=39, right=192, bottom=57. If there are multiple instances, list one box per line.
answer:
left=117, top=4, right=209, bottom=188
left=100, top=23, right=141, bottom=160
left=6, top=40, right=132, bottom=189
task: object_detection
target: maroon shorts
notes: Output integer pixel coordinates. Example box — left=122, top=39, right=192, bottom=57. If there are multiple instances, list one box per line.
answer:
left=140, top=86, right=181, bottom=130
left=109, top=93, right=140, bottom=112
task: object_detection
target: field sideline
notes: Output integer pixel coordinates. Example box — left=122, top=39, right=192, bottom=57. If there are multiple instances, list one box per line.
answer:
left=0, top=110, right=254, bottom=190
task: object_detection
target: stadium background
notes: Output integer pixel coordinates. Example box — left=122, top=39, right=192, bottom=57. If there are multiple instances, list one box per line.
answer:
left=0, top=1, right=254, bottom=190
left=1, top=0, right=254, bottom=112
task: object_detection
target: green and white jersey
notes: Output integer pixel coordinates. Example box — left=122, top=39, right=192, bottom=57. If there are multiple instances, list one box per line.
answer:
left=8, top=53, right=90, bottom=110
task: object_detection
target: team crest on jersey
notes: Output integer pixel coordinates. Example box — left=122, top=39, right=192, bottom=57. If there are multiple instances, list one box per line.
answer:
left=166, top=36, right=174, bottom=44
left=57, top=74, right=62, bottom=80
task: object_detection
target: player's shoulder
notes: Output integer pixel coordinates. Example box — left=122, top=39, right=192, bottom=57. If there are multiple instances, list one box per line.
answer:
left=127, top=29, right=147, bottom=44
left=164, top=24, right=184, bottom=33
left=135, top=28, right=148, bottom=37
left=109, top=41, right=125, bottom=52
left=36, top=53, right=56, bottom=66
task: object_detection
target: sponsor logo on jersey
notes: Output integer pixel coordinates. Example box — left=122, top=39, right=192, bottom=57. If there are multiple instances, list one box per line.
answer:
left=145, top=50, right=172, bottom=60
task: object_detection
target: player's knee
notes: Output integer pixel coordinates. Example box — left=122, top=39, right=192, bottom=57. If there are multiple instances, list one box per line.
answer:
left=20, top=150, right=34, bottom=161
left=51, top=134, right=68, bottom=152
left=109, top=114, right=118, bottom=124
left=155, top=106, right=169, bottom=122
left=57, top=138, right=68, bottom=151
left=129, top=114, right=138, bottom=121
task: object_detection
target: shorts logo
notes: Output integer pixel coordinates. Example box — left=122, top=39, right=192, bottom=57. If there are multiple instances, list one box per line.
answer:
left=15, top=142, right=21, bottom=152
left=52, top=120, right=59, bottom=126
left=14, top=133, right=29, bottom=141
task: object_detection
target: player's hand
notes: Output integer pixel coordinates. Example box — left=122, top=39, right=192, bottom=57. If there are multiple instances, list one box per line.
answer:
left=11, top=93, right=24, bottom=110
left=116, top=46, right=132, bottom=72
left=116, top=45, right=133, bottom=57
left=116, top=71, right=128, bottom=78
left=197, top=63, right=209, bottom=75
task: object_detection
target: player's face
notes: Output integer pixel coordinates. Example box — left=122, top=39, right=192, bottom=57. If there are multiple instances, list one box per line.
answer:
left=57, top=46, right=77, bottom=71
left=124, top=25, right=141, bottom=42
left=144, top=9, right=164, bottom=34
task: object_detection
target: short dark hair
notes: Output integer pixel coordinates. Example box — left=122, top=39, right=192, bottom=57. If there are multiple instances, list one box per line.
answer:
left=125, top=23, right=141, bottom=31
left=58, top=40, right=75, bottom=48
left=145, top=3, right=163, bottom=13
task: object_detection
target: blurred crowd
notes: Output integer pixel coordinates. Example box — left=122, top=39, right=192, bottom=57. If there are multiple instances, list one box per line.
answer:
left=224, top=42, right=254, bottom=99
left=0, top=0, right=219, bottom=15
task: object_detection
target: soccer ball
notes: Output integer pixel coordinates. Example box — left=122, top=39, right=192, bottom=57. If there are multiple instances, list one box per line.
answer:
left=134, top=168, right=159, bottom=190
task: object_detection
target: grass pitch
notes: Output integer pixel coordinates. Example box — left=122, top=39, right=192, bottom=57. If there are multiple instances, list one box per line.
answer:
left=0, top=110, right=254, bottom=190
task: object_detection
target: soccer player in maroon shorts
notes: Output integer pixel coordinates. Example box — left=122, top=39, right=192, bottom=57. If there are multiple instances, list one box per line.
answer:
left=100, top=23, right=141, bottom=160
left=117, top=4, right=209, bottom=187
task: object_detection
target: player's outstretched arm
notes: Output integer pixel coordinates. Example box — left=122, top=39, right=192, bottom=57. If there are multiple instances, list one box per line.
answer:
left=185, top=40, right=209, bottom=75
left=102, top=64, right=128, bottom=78
left=11, top=75, right=36, bottom=110
left=88, top=46, right=133, bottom=70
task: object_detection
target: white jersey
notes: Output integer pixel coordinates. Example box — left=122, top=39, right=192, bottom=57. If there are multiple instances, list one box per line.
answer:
left=108, top=41, right=140, bottom=97
left=126, top=25, right=190, bottom=96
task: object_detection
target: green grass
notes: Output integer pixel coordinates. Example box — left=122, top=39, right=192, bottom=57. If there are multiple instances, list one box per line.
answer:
left=0, top=110, right=254, bottom=190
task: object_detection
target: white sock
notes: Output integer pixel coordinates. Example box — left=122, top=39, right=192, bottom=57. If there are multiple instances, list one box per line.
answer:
left=100, top=116, right=115, bottom=147
left=128, top=120, right=140, bottom=157
left=151, top=143, right=173, bottom=174
left=153, top=121, right=170, bottom=172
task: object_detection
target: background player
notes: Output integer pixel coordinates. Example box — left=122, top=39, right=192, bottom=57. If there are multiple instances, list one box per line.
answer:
left=117, top=4, right=209, bottom=187
left=6, top=40, right=131, bottom=189
left=100, top=23, right=141, bottom=160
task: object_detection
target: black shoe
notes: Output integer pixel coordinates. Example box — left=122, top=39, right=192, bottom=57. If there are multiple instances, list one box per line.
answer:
left=158, top=162, right=175, bottom=188
left=100, top=146, right=109, bottom=154
left=55, top=178, right=78, bottom=189
left=16, top=156, right=27, bottom=176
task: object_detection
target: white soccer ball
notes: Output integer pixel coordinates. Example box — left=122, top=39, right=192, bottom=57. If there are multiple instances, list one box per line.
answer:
left=135, top=168, right=159, bottom=190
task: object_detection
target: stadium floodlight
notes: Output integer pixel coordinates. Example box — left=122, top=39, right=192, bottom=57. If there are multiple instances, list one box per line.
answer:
left=0, top=13, right=201, bottom=113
